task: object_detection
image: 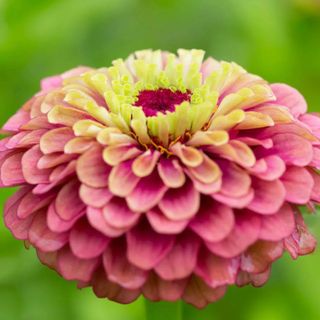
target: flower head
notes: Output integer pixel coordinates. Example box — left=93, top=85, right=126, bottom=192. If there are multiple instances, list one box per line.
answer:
left=0, top=49, right=318, bottom=308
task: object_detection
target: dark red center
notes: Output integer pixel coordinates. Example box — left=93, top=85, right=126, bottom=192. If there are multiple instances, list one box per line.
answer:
left=134, top=88, right=191, bottom=117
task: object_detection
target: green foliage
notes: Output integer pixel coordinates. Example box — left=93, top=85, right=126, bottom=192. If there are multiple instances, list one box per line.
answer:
left=0, top=0, right=320, bottom=319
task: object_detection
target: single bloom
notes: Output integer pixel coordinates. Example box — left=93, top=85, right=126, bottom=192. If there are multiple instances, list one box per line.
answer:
left=0, top=49, right=319, bottom=308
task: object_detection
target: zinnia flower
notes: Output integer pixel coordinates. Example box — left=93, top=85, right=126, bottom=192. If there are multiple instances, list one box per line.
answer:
left=0, top=49, right=318, bottom=308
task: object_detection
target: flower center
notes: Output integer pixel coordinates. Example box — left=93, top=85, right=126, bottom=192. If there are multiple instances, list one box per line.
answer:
left=134, top=88, right=191, bottom=117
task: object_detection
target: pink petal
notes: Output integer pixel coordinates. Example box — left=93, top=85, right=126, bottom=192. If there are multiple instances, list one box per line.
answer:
left=41, top=75, right=62, bottom=90
left=311, top=146, right=320, bottom=169
left=126, top=171, right=168, bottom=213
left=69, top=219, right=109, bottom=259
left=200, top=57, right=218, bottom=79
left=241, top=240, right=283, bottom=273
left=48, top=161, right=75, bottom=184
left=47, top=202, right=80, bottom=233
left=270, top=83, right=307, bottom=117
left=236, top=268, right=270, bottom=287
left=22, top=146, right=51, bottom=184
left=155, top=231, right=200, bottom=280
left=219, top=161, right=251, bottom=197
left=5, top=131, right=28, bottom=149
left=206, top=211, right=261, bottom=258
left=159, top=179, right=200, bottom=221
left=55, top=180, right=85, bottom=220
left=14, top=129, right=46, bottom=148
left=37, top=250, right=58, bottom=270
left=87, top=206, right=127, bottom=237
left=103, top=238, right=148, bottom=289
left=147, top=207, right=189, bottom=234
left=108, top=160, right=140, bottom=197
left=1, top=152, right=26, bottom=186
left=271, top=133, right=313, bottom=167
left=309, top=169, right=320, bottom=202
left=28, top=210, right=68, bottom=252
left=29, top=95, right=45, bottom=117
left=0, top=145, right=12, bottom=163
left=284, top=213, right=317, bottom=259
left=157, top=158, right=186, bottom=188
left=190, top=197, right=234, bottom=242
left=38, top=153, right=76, bottom=169
left=57, top=247, right=99, bottom=282
left=61, top=66, right=93, bottom=79
left=4, top=185, right=31, bottom=208
left=21, top=115, right=55, bottom=131
left=196, top=249, right=240, bottom=288
left=91, top=268, right=140, bottom=303
left=281, top=167, right=314, bottom=204
left=2, top=109, right=30, bottom=132
left=191, top=177, right=222, bottom=195
left=0, top=137, right=10, bottom=151
left=79, top=184, right=112, bottom=208
left=40, top=127, right=75, bottom=154
left=47, top=163, right=68, bottom=184
left=126, top=220, right=174, bottom=270
left=33, top=161, right=77, bottom=195
left=259, top=204, right=295, bottom=241
left=237, top=137, right=273, bottom=149
left=248, top=179, right=286, bottom=215
left=251, top=155, right=286, bottom=181
left=143, top=273, right=187, bottom=302
left=17, top=189, right=55, bottom=219
left=248, top=158, right=268, bottom=174
left=4, top=187, right=34, bottom=240
left=212, top=189, right=254, bottom=209
left=103, top=197, right=140, bottom=229
left=299, top=113, right=320, bottom=138
left=182, top=276, right=227, bottom=309
left=257, top=123, right=316, bottom=142
left=77, top=145, right=111, bottom=188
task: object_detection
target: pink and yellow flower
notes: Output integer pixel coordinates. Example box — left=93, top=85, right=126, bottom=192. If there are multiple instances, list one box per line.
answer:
left=0, top=49, right=318, bottom=308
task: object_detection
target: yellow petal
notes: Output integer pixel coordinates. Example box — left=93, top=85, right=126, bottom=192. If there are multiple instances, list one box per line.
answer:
left=64, top=137, right=96, bottom=154
left=254, top=105, right=293, bottom=124
left=205, top=61, right=246, bottom=94
left=157, top=114, right=170, bottom=147
left=170, top=143, right=203, bottom=167
left=97, top=128, right=136, bottom=146
left=214, top=85, right=275, bottom=118
left=132, top=150, right=160, bottom=177
left=131, top=107, right=152, bottom=145
left=103, top=144, right=142, bottom=166
left=73, top=119, right=105, bottom=137
left=48, top=105, right=88, bottom=126
left=41, top=90, right=65, bottom=113
left=64, top=89, right=96, bottom=111
left=84, top=72, right=110, bottom=95
left=188, top=130, right=229, bottom=147
left=236, top=111, right=274, bottom=130
left=188, top=155, right=221, bottom=184
left=209, top=109, right=245, bottom=131
left=173, top=101, right=193, bottom=139
left=208, top=140, right=256, bottom=168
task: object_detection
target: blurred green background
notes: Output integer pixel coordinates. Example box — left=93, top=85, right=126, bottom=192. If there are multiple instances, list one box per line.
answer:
left=1, top=0, right=320, bottom=319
